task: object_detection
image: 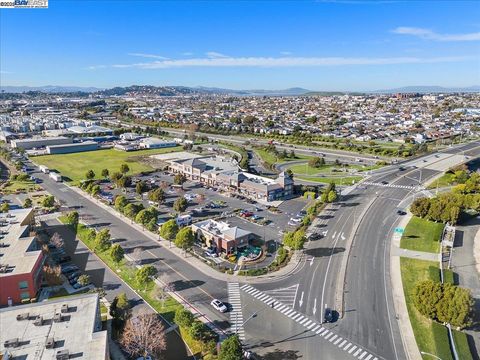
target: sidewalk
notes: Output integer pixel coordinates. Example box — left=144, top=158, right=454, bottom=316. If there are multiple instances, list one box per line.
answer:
left=66, top=184, right=304, bottom=284
left=390, top=212, right=422, bottom=360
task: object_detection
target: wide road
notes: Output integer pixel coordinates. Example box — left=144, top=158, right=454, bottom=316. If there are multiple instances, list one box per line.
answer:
left=251, top=141, right=480, bottom=360
left=103, top=119, right=384, bottom=164
left=29, top=164, right=232, bottom=334
left=25, top=141, right=480, bottom=360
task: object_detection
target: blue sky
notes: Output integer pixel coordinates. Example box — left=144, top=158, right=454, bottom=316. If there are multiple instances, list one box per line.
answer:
left=1, top=0, right=479, bottom=91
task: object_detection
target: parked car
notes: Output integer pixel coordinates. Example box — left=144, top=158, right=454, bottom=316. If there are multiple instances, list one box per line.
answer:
left=61, top=265, right=79, bottom=274
left=205, top=248, right=218, bottom=257
left=210, top=299, right=228, bottom=313
left=397, top=210, right=407, bottom=216
left=67, top=271, right=81, bottom=280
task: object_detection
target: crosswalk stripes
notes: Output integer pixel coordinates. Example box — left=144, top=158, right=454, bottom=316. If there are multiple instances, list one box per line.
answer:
left=227, top=282, right=245, bottom=340
left=261, top=284, right=299, bottom=307
left=363, top=181, right=419, bottom=190
left=240, top=284, right=381, bottom=359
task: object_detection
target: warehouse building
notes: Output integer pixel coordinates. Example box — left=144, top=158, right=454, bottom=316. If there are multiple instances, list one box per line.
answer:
left=0, top=293, right=109, bottom=360
left=11, top=136, right=73, bottom=150
left=46, top=141, right=99, bottom=154
left=139, top=137, right=177, bottom=149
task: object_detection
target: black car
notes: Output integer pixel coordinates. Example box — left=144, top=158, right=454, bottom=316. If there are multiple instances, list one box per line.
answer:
left=397, top=210, right=407, bottom=216
left=324, top=308, right=334, bottom=323
left=58, top=255, right=72, bottom=264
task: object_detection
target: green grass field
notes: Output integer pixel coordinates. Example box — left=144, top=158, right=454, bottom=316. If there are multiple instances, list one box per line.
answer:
left=1, top=180, right=41, bottom=194
left=34, top=147, right=181, bottom=184
left=427, top=173, right=456, bottom=189
left=254, top=148, right=311, bottom=167
left=400, top=258, right=453, bottom=360
left=296, top=175, right=362, bottom=185
left=400, top=216, right=444, bottom=253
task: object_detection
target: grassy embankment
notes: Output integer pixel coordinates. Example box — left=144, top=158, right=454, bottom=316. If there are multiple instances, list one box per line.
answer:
left=400, top=217, right=473, bottom=360
left=400, top=216, right=444, bottom=253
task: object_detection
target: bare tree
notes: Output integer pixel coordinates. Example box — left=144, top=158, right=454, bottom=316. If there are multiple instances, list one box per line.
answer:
left=132, top=247, right=143, bottom=266
left=120, top=312, right=167, bottom=358
left=159, top=181, right=169, bottom=190
left=152, top=275, right=173, bottom=309
left=43, top=265, right=63, bottom=286
left=50, top=232, right=64, bottom=249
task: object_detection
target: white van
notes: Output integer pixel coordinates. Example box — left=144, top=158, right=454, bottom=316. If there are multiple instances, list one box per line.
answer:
left=176, top=214, right=192, bottom=226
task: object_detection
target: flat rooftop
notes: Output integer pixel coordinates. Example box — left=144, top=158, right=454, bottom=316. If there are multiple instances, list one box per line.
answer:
left=0, top=208, right=40, bottom=277
left=0, top=293, right=107, bottom=359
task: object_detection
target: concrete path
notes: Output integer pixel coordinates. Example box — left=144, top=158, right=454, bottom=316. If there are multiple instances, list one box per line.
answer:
left=390, top=212, right=422, bottom=360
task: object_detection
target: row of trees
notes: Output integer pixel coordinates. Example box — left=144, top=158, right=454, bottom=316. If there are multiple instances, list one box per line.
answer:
left=159, top=219, right=195, bottom=254
left=413, top=280, right=473, bottom=328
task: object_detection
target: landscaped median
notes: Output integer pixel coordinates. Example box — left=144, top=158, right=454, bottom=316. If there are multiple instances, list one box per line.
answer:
left=58, top=213, right=221, bottom=359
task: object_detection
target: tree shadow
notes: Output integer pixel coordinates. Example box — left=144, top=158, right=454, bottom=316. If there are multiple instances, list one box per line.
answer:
left=304, top=247, right=345, bottom=258
left=170, top=279, right=205, bottom=291
left=260, top=349, right=302, bottom=360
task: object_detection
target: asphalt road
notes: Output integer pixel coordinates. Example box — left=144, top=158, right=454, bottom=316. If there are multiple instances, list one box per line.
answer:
left=29, top=165, right=232, bottom=333
left=252, top=141, right=480, bottom=360
left=25, top=141, right=480, bottom=360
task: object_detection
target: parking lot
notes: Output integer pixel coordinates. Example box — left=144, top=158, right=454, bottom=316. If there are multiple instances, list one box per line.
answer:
left=96, top=170, right=310, bottom=261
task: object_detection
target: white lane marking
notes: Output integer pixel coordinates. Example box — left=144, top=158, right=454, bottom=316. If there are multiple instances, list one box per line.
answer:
left=353, top=349, right=362, bottom=356
left=365, top=355, right=373, bottom=360
left=303, top=320, right=312, bottom=327
left=334, top=337, right=343, bottom=345
left=349, top=346, right=357, bottom=354
left=325, top=332, right=333, bottom=340
left=339, top=340, right=347, bottom=348
left=329, top=334, right=338, bottom=342
left=344, top=343, right=352, bottom=351
left=358, top=351, right=368, bottom=359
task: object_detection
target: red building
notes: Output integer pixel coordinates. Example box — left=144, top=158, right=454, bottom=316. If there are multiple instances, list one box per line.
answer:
left=0, top=208, right=44, bottom=306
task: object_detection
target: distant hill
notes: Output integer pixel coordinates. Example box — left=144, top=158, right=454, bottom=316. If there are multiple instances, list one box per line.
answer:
left=372, top=86, right=480, bottom=94
left=0, top=85, right=103, bottom=93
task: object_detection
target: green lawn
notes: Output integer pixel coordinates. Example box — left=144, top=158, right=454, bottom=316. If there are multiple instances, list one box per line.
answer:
left=427, top=173, right=456, bottom=190
left=400, top=216, right=444, bottom=253
left=452, top=329, right=474, bottom=360
left=400, top=258, right=453, bottom=360
left=34, top=147, right=182, bottom=184
left=1, top=180, right=41, bottom=194
left=296, top=175, right=362, bottom=185
left=254, top=148, right=311, bottom=167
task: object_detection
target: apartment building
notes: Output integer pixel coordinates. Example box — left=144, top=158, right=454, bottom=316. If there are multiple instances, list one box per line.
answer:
left=0, top=208, right=44, bottom=306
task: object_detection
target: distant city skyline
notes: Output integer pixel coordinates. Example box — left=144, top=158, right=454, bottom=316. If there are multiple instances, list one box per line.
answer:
left=1, top=0, right=479, bottom=91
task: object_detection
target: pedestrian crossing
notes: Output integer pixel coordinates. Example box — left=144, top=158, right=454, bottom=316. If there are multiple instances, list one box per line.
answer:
left=363, top=181, right=418, bottom=190
left=228, top=282, right=245, bottom=340
left=261, top=284, right=299, bottom=307
left=240, top=284, right=380, bottom=360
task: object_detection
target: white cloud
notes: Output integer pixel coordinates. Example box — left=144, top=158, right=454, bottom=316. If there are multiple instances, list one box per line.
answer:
left=280, top=51, right=292, bottom=55
left=205, top=51, right=228, bottom=58
left=88, top=54, right=472, bottom=70
left=393, top=27, right=480, bottom=41
left=182, top=52, right=194, bottom=56
left=127, top=53, right=169, bottom=59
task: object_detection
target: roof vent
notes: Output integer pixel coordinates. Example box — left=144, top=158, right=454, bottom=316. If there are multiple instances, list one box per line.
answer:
left=56, top=349, right=69, bottom=360
left=33, top=315, right=44, bottom=326
left=4, top=338, right=19, bottom=348
left=61, top=304, right=69, bottom=313
left=53, top=312, right=64, bottom=323
left=45, top=337, right=55, bottom=349
left=16, top=312, right=29, bottom=321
